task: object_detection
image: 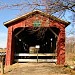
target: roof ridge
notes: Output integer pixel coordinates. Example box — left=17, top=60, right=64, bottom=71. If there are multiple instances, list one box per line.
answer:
left=4, top=10, right=70, bottom=27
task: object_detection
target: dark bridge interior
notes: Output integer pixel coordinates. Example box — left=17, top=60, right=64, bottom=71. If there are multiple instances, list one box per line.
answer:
left=14, top=27, right=60, bottom=54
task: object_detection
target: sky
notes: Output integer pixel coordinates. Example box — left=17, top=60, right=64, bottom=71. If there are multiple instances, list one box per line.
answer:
left=0, top=0, right=74, bottom=48
left=0, top=0, right=21, bottom=48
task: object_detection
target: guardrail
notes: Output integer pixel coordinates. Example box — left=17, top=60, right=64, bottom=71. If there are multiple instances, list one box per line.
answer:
left=14, top=53, right=57, bottom=63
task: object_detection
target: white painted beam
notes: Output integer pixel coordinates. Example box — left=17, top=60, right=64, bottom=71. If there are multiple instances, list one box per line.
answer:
left=14, top=59, right=57, bottom=63
left=14, top=53, right=57, bottom=56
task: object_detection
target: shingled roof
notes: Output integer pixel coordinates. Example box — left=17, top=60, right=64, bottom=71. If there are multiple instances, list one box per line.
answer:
left=4, top=10, right=70, bottom=27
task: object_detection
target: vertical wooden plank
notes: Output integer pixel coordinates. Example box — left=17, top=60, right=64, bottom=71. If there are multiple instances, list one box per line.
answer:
left=1, top=57, right=4, bottom=75
left=5, top=26, right=14, bottom=66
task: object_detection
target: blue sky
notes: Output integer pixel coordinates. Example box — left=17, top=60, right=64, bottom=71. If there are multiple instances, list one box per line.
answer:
left=0, top=6, right=20, bottom=48
left=0, top=0, right=74, bottom=48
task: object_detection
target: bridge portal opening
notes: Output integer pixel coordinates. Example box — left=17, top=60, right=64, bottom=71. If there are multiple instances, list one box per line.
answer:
left=14, top=27, right=60, bottom=54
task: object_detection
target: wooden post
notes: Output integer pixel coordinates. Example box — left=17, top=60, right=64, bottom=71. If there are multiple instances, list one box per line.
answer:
left=35, top=45, right=40, bottom=63
left=37, top=49, right=38, bottom=63
left=5, top=26, right=14, bottom=66
left=57, top=29, right=65, bottom=65
left=1, top=57, right=4, bottom=75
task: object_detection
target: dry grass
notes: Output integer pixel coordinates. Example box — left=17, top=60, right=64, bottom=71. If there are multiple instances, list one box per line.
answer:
left=2, top=63, right=73, bottom=75
left=65, top=52, right=75, bottom=65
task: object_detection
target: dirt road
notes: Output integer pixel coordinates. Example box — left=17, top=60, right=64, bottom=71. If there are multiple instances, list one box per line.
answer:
left=3, top=63, right=73, bottom=75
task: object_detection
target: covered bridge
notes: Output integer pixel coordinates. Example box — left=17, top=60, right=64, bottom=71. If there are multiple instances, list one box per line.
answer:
left=4, top=10, right=70, bottom=66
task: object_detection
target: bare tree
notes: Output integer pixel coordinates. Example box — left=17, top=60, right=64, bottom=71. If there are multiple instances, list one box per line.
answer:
left=0, top=0, right=75, bottom=51
left=0, top=0, right=75, bottom=32
left=0, top=0, right=75, bottom=13
left=0, top=0, right=75, bottom=27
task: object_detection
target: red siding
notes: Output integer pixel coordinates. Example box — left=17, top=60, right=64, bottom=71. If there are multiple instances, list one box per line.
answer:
left=6, top=13, right=65, bottom=66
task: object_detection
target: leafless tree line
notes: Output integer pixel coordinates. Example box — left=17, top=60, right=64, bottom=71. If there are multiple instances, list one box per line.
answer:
left=66, top=36, right=75, bottom=53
